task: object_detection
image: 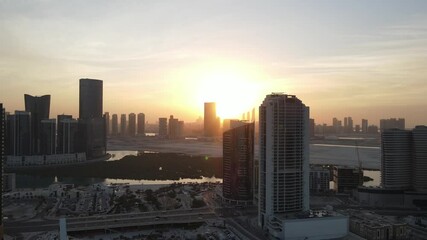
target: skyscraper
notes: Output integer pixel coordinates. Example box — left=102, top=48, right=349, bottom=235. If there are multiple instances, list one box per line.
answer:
left=40, top=119, right=56, bottom=155
left=104, top=112, right=110, bottom=136
left=24, top=94, right=50, bottom=154
left=362, top=119, right=368, bottom=134
left=413, top=126, right=427, bottom=192
left=258, top=93, right=309, bottom=227
left=223, top=121, right=254, bottom=204
left=137, top=113, right=145, bottom=135
left=120, top=114, right=127, bottom=136
left=128, top=113, right=136, bottom=136
left=111, top=114, right=118, bottom=135
left=78, top=78, right=106, bottom=159
left=168, top=115, right=179, bottom=139
left=57, top=118, right=78, bottom=154
left=57, top=114, right=72, bottom=153
left=79, top=79, right=103, bottom=119
left=381, top=129, right=412, bottom=190
left=6, top=111, right=32, bottom=156
left=158, top=118, right=168, bottom=138
left=204, top=102, right=218, bottom=137
left=1, top=103, right=4, bottom=237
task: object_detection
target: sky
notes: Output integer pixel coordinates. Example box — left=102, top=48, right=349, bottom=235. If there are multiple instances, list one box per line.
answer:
left=1, top=0, right=427, bottom=127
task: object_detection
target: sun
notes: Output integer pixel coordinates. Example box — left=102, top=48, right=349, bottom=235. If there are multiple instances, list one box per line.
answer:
left=196, top=69, right=261, bottom=120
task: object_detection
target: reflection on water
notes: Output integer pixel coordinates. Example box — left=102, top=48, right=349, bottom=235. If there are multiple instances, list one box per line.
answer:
left=107, top=150, right=138, bottom=161
left=105, top=176, right=222, bottom=185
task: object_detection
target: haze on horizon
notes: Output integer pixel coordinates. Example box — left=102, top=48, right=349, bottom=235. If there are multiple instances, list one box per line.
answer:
left=1, top=0, right=427, bottom=127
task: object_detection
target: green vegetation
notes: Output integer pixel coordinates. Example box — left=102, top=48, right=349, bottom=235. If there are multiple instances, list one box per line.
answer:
left=13, top=153, right=223, bottom=180
left=191, top=198, right=206, bottom=208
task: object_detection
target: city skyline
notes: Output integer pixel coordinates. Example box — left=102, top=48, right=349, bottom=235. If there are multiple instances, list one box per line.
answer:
left=1, top=1, right=427, bottom=127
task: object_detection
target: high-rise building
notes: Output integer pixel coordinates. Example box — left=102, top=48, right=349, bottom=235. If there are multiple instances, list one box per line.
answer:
left=223, top=121, right=254, bottom=204
left=57, top=118, right=78, bottom=154
left=204, top=102, right=218, bottom=137
left=40, top=119, right=56, bottom=155
left=158, top=118, right=168, bottom=138
left=24, top=94, right=50, bottom=154
left=258, top=93, right=309, bottom=227
left=57, top=115, right=72, bottom=153
left=362, top=119, right=368, bottom=134
left=104, top=112, right=110, bottom=136
left=111, top=114, right=118, bottom=135
left=120, top=114, right=127, bottom=136
left=333, top=166, right=363, bottom=193
left=137, top=113, right=145, bottom=135
left=1, top=103, right=4, bottom=237
left=79, top=79, right=103, bottom=119
left=310, top=166, right=330, bottom=193
left=348, top=117, right=353, bottom=133
left=6, top=111, right=32, bottom=156
left=381, top=129, right=412, bottom=190
left=78, top=78, right=106, bottom=159
left=412, top=126, right=427, bottom=192
left=128, top=113, right=136, bottom=137
left=309, top=118, right=315, bottom=137
left=168, top=115, right=179, bottom=139
left=380, top=118, right=405, bottom=132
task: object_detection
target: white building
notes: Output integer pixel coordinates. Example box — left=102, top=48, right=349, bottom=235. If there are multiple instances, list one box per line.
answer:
left=258, top=93, right=310, bottom=228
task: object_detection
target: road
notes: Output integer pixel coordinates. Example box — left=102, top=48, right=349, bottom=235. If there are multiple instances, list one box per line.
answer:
left=4, top=207, right=214, bottom=234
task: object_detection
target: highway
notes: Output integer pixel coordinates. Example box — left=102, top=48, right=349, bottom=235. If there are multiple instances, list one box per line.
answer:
left=4, top=208, right=215, bottom=234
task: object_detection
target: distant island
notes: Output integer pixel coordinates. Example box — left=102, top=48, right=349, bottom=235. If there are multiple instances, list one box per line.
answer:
left=11, top=153, right=223, bottom=180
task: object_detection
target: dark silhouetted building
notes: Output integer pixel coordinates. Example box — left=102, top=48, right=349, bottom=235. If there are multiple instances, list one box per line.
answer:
left=6, top=111, right=32, bottom=156
left=168, top=115, right=179, bottom=139
left=120, top=114, right=126, bottom=136
left=57, top=118, right=78, bottom=154
left=104, top=112, right=110, bottom=136
left=57, top=115, right=72, bottom=153
left=309, top=118, right=315, bottom=137
left=79, top=79, right=103, bottom=119
left=128, top=113, right=136, bottom=136
left=310, top=166, right=330, bottom=193
left=380, top=118, right=405, bottom=132
left=78, top=78, right=106, bottom=159
left=362, top=119, right=368, bottom=134
left=258, top=93, right=309, bottom=228
left=223, top=121, right=254, bottom=204
left=40, top=119, right=56, bottom=155
left=412, top=126, right=427, bottom=192
left=111, top=114, right=118, bottom=135
left=381, top=129, right=412, bottom=190
left=367, top=125, right=379, bottom=134
left=158, top=118, right=167, bottom=138
left=204, top=102, right=218, bottom=137
left=24, top=94, right=50, bottom=154
left=1, top=103, right=4, bottom=236
left=333, top=166, right=363, bottom=193
left=137, top=113, right=145, bottom=135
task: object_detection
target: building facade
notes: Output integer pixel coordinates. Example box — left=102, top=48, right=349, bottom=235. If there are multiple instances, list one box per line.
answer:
left=6, top=111, right=32, bottom=156
left=111, top=114, right=118, bottom=135
left=413, top=126, right=427, bottom=192
left=128, top=113, right=136, bottom=137
left=258, top=93, right=310, bottom=228
left=381, top=129, right=412, bottom=190
left=158, top=118, right=168, bottom=138
left=120, top=114, right=126, bottom=136
left=78, top=79, right=106, bottom=159
left=137, top=113, right=145, bottom=135
left=57, top=118, right=78, bottom=154
left=222, top=121, right=254, bottom=204
left=204, top=102, right=218, bottom=137
left=24, top=94, right=50, bottom=155
left=40, top=119, right=56, bottom=155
